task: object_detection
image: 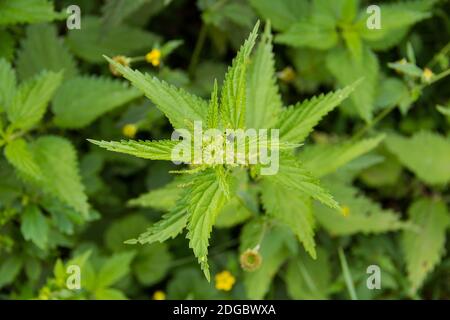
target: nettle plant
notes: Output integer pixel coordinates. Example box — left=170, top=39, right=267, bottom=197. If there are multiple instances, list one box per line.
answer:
left=90, top=22, right=384, bottom=281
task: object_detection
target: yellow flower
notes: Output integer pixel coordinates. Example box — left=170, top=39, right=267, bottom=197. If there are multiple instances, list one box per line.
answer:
left=152, top=290, right=166, bottom=300
left=122, top=123, right=138, bottom=138
left=422, top=68, right=434, bottom=82
left=146, top=49, right=161, bottom=67
left=109, top=55, right=131, bottom=77
left=215, top=270, right=235, bottom=291
left=277, top=66, right=296, bottom=83
left=341, top=205, right=350, bottom=217
left=240, top=248, right=262, bottom=272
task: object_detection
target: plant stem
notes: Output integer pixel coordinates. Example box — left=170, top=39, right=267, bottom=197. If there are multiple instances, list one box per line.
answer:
left=188, top=23, right=208, bottom=79
left=351, top=103, right=397, bottom=141
left=338, top=247, right=358, bottom=300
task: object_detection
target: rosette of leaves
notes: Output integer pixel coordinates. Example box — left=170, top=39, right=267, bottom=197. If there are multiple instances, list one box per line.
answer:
left=90, top=22, right=385, bottom=281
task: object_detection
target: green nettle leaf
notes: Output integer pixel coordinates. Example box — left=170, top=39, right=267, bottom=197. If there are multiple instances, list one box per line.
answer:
left=261, top=179, right=316, bottom=258
left=326, top=46, right=378, bottom=122
left=0, top=0, right=61, bottom=25
left=95, top=251, right=136, bottom=289
left=300, top=135, right=385, bottom=177
left=266, top=153, right=339, bottom=209
left=133, top=243, right=172, bottom=286
left=186, top=169, right=229, bottom=281
left=4, top=138, right=41, bottom=180
left=246, top=22, right=282, bottom=129
left=6, top=70, right=63, bottom=131
left=285, top=247, right=331, bottom=299
left=0, top=255, right=23, bottom=289
left=243, top=224, right=290, bottom=299
left=276, top=80, right=360, bottom=144
left=105, top=56, right=208, bottom=130
left=95, top=288, right=127, bottom=300
left=385, top=132, right=450, bottom=185
left=101, top=0, right=150, bottom=28
left=0, top=29, right=15, bottom=61
left=357, top=0, right=433, bottom=44
left=128, top=199, right=189, bottom=245
left=20, top=205, right=49, bottom=249
left=16, top=24, right=78, bottom=80
left=128, top=181, right=183, bottom=210
left=219, top=22, right=259, bottom=129
left=0, top=58, right=16, bottom=110
left=52, top=76, right=142, bottom=128
left=402, top=198, right=449, bottom=294
left=88, top=139, right=182, bottom=161
left=276, top=15, right=338, bottom=50
left=31, top=136, right=89, bottom=216
left=248, top=0, right=309, bottom=31
left=314, top=182, right=412, bottom=235
left=67, top=16, right=160, bottom=63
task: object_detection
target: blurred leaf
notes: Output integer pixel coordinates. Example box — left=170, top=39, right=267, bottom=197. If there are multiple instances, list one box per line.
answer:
left=385, top=132, right=450, bottom=185
left=7, top=70, right=63, bottom=131
left=0, top=58, right=16, bottom=111
left=315, top=182, right=412, bottom=235
left=300, top=135, right=384, bottom=177
left=31, top=136, right=89, bottom=216
left=402, top=198, right=449, bottom=294
left=4, top=138, right=42, bottom=180
left=21, top=205, right=48, bottom=249
left=0, top=29, right=15, bottom=61
left=67, top=16, right=160, bottom=63
left=248, top=0, right=308, bottom=31
left=52, top=76, right=141, bottom=128
left=326, top=46, right=378, bottom=122
left=133, top=243, right=172, bottom=286
left=285, top=247, right=331, bottom=299
left=0, top=255, right=23, bottom=288
left=0, top=0, right=61, bottom=25
left=16, top=24, right=78, bottom=80
left=276, top=15, right=338, bottom=50
left=96, top=251, right=136, bottom=289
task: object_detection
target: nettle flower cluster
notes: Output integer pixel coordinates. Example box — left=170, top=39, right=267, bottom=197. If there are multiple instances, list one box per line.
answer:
left=90, top=22, right=365, bottom=280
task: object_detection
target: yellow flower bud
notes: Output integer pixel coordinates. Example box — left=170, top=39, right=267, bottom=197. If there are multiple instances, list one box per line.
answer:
left=422, top=68, right=434, bottom=82
left=277, top=66, right=296, bottom=83
left=215, top=270, right=236, bottom=291
left=122, top=123, right=138, bottom=138
left=109, top=55, right=131, bottom=77
left=152, top=290, right=166, bottom=300
left=341, top=205, right=350, bottom=217
left=240, top=248, right=263, bottom=272
left=146, top=49, right=162, bottom=67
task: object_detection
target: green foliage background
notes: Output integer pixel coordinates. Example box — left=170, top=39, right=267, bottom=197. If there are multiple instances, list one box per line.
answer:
left=0, top=0, right=449, bottom=300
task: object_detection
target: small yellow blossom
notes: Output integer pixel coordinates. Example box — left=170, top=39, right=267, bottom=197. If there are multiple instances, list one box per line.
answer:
left=240, top=248, right=262, bottom=272
left=398, top=58, right=407, bottom=65
left=341, top=205, right=350, bottom=217
left=122, top=123, right=138, bottom=138
left=277, top=66, right=296, bottom=83
left=146, top=49, right=161, bottom=67
left=422, top=68, right=434, bottom=82
left=153, top=290, right=166, bottom=300
left=109, top=55, right=131, bottom=77
left=215, top=270, right=235, bottom=291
